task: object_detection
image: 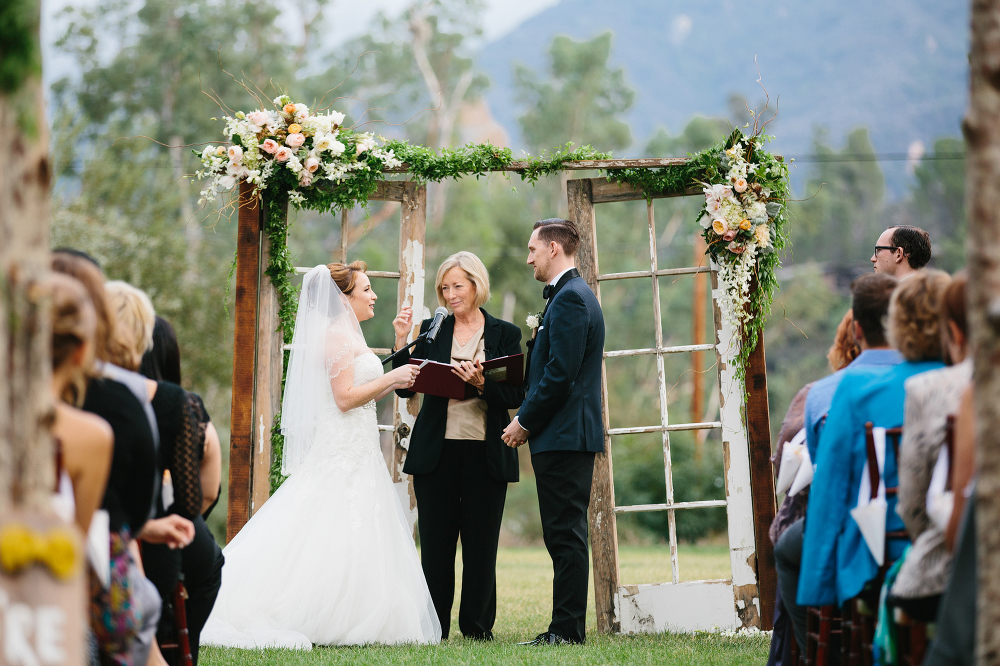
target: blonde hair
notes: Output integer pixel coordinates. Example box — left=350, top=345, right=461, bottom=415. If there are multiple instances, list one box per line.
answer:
left=435, top=251, right=491, bottom=310
left=49, top=273, right=97, bottom=405
left=887, top=269, right=950, bottom=362
left=104, top=281, right=155, bottom=371
left=327, top=260, right=368, bottom=294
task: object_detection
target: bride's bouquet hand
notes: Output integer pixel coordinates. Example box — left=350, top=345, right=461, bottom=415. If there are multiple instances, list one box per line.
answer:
left=392, top=307, right=413, bottom=349
left=389, top=363, right=420, bottom=389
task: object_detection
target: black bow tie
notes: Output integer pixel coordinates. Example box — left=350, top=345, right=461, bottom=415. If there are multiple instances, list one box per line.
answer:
left=543, top=284, right=553, bottom=300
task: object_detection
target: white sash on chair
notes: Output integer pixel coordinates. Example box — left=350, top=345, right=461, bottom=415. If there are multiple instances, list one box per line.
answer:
left=851, top=426, right=887, bottom=566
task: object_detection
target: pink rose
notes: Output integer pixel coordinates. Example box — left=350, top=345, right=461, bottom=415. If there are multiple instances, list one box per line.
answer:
left=728, top=242, right=746, bottom=254
left=248, top=110, right=269, bottom=127
left=227, top=145, right=243, bottom=162
left=261, top=139, right=279, bottom=154
left=722, top=230, right=737, bottom=242
left=285, top=132, right=306, bottom=148
left=304, top=157, right=320, bottom=173
left=733, top=177, right=748, bottom=193
left=274, top=147, right=292, bottom=162
left=298, top=171, right=313, bottom=187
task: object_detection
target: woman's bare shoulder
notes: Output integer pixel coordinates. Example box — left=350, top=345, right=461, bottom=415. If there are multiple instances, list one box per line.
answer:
left=55, top=403, right=114, bottom=447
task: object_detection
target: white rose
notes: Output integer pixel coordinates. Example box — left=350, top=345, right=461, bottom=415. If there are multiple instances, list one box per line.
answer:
left=313, top=133, right=332, bottom=152
left=329, top=139, right=345, bottom=156
left=227, top=145, right=243, bottom=162
left=526, top=314, right=540, bottom=329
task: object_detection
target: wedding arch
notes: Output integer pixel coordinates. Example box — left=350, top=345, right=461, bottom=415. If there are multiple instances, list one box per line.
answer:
left=206, top=98, right=788, bottom=633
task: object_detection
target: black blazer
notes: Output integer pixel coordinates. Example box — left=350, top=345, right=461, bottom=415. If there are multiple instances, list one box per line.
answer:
left=518, top=271, right=605, bottom=454
left=394, top=309, right=524, bottom=482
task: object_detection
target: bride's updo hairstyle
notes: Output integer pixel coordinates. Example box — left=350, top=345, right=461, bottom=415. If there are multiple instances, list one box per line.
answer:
left=887, top=269, right=950, bottom=362
left=327, top=260, right=368, bottom=294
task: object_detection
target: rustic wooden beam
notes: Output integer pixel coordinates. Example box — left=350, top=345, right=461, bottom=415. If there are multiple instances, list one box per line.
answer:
left=227, top=182, right=263, bottom=542
left=744, top=325, right=777, bottom=630
left=250, top=195, right=286, bottom=518
left=384, top=157, right=695, bottom=174
left=570, top=178, right=621, bottom=634
left=590, top=178, right=701, bottom=204
left=392, top=182, right=427, bottom=535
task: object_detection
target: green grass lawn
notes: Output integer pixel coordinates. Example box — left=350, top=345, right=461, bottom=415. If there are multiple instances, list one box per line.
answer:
left=200, top=545, right=769, bottom=665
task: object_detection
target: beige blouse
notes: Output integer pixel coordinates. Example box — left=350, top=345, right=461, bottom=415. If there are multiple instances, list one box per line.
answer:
left=444, top=325, right=487, bottom=441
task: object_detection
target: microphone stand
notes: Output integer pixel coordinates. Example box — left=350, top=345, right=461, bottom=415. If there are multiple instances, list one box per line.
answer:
left=381, top=331, right=429, bottom=366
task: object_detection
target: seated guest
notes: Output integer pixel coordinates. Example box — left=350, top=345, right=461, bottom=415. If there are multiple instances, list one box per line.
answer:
left=139, top=315, right=225, bottom=666
left=767, top=308, right=861, bottom=664
left=798, top=270, right=949, bottom=611
left=890, top=274, right=971, bottom=622
left=774, top=274, right=901, bottom=651
left=50, top=252, right=167, bottom=666
left=48, top=273, right=113, bottom=534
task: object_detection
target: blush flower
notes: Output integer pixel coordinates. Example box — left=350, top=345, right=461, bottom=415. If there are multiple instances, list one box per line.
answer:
left=260, top=139, right=279, bottom=154
left=754, top=224, right=771, bottom=246
left=304, top=157, right=320, bottom=173
left=274, top=147, right=292, bottom=162
left=298, top=171, right=313, bottom=187
left=285, top=133, right=306, bottom=148
left=723, top=230, right=737, bottom=242
left=227, top=145, right=243, bottom=162
left=247, top=110, right=269, bottom=127
left=733, top=177, right=748, bottom=193
left=712, top=218, right=729, bottom=235
left=728, top=242, right=746, bottom=254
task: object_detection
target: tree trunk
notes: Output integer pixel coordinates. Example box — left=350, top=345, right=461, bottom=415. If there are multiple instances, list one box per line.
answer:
left=965, top=0, right=1000, bottom=661
left=0, top=1, right=54, bottom=513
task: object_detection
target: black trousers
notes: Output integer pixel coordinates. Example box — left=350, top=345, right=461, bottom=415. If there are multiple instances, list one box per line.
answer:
left=773, top=517, right=807, bottom=652
left=531, top=449, right=595, bottom=644
left=413, top=439, right=507, bottom=639
left=143, top=516, right=224, bottom=666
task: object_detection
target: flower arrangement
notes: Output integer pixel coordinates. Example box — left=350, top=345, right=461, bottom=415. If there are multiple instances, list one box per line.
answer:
left=697, top=132, right=786, bottom=333
left=196, top=95, right=402, bottom=206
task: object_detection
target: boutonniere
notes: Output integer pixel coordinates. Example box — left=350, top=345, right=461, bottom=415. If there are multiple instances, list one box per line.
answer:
left=526, top=311, right=543, bottom=339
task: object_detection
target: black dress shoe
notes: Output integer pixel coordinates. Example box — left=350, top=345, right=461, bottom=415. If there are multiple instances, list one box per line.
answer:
left=465, top=631, right=493, bottom=641
left=517, top=631, right=579, bottom=646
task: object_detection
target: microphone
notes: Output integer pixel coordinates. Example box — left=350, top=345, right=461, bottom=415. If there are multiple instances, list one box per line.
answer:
left=426, top=307, right=449, bottom=343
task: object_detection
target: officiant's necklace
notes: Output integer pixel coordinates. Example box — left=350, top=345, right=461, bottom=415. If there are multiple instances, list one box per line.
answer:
left=453, top=314, right=485, bottom=347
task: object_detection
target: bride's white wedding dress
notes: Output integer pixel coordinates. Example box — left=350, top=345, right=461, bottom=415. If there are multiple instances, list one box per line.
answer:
left=201, top=351, right=441, bottom=649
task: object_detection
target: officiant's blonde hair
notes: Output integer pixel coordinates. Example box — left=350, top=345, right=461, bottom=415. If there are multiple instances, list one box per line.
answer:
left=435, top=251, right=490, bottom=309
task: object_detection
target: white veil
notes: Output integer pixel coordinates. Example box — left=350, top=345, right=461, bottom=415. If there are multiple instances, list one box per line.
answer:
left=280, top=265, right=366, bottom=476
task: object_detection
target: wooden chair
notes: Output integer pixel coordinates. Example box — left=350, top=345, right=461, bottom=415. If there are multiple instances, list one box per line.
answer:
left=157, top=574, right=194, bottom=666
left=802, top=605, right=843, bottom=665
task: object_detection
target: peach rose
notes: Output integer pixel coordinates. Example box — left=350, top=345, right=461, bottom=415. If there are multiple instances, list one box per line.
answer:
left=739, top=218, right=752, bottom=231
left=248, top=110, right=269, bottom=127
left=733, top=177, right=748, bottom=193
left=283, top=104, right=297, bottom=115
left=274, top=147, right=292, bottom=162
left=728, top=242, right=746, bottom=254
left=287, top=123, right=302, bottom=135
left=260, top=139, right=279, bottom=154
left=285, top=133, right=306, bottom=148
left=227, top=145, right=243, bottom=162
left=712, top=218, right=729, bottom=235
left=304, top=157, right=320, bottom=173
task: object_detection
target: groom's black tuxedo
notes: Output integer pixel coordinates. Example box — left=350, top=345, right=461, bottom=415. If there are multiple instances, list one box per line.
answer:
left=519, top=268, right=605, bottom=643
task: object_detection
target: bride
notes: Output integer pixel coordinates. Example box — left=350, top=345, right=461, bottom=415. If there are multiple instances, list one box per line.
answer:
left=201, top=262, right=440, bottom=649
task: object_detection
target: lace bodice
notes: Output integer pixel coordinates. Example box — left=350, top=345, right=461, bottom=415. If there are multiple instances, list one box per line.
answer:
left=303, top=351, right=384, bottom=472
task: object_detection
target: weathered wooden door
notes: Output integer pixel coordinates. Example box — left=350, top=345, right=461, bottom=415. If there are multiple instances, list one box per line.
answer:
left=227, top=181, right=427, bottom=539
left=569, top=177, right=776, bottom=633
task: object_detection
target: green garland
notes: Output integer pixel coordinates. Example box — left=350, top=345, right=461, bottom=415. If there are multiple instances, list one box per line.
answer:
left=252, top=133, right=787, bottom=491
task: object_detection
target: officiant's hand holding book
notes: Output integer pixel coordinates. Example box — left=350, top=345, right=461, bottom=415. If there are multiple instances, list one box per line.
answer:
left=407, top=354, right=524, bottom=400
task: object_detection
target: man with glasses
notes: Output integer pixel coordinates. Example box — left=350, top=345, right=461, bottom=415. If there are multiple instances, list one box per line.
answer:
left=871, top=226, right=932, bottom=278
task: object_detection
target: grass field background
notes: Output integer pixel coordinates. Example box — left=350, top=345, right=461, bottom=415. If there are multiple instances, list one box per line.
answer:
left=200, top=544, right=769, bottom=665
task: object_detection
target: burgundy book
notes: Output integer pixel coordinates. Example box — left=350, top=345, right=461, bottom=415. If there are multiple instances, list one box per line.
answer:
left=407, top=353, right=524, bottom=400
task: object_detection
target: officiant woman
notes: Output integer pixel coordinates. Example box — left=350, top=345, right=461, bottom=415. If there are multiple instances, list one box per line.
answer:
left=392, top=251, right=524, bottom=640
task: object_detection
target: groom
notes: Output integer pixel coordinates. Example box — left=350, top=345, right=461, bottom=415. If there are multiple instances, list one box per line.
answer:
left=502, top=218, right=605, bottom=646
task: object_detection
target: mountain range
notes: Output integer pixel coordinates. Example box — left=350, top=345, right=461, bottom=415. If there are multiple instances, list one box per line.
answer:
left=477, top=0, right=969, bottom=196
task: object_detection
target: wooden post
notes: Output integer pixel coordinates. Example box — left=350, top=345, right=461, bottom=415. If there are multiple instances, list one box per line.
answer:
left=965, top=1, right=1000, bottom=659
left=251, top=196, right=286, bottom=516
left=227, top=183, right=263, bottom=541
left=744, top=322, right=777, bottom=630
left=569, top=178, right=621, bottom=633
left=692, top=235, right=707, bottom=450
left=392, top=182, right=427, bottom=534
left=0, top=3, right=85, bottom=660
